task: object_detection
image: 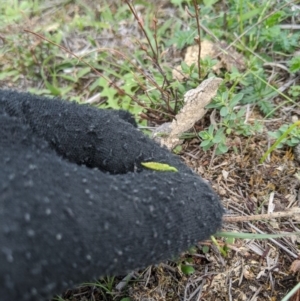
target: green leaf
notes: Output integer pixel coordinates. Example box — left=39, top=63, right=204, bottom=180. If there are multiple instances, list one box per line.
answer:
left=291, top=137, right=300, bottom=144
left=221, top=91, right=229, bottom=102
left=288, top=56, right=300, bottom=73
left=212, top=134, right=223, bottom=144
left=44, top=81, right=61, bottom=96
left=57, top=74, right=77, bottom=83
left=289, top=85, right=300, bottom=97
left=265, top=11, right=285, bottom=27
left=170, top=30, right=196, bottom=49
left=141, top=162, right=178, bottom=172
left=92, top=77, right=118, bottom=109
left=225, top=237, right=235, bottom=244
left=202, top=245, right=209, bottom=254
left=200, top=140, right=212, bottom=147
left=180, top=265, right=195, bottom=275
left=199, top=131, right=210, bottom=140
left=268, top=131, right=280, bottom=139
left=77, top=67, right=91, bottom=79
left=237, top=107, right=246, bottom=118
left=189, top=63, right=196, bottom=73
left=215, top=128, right=225, bottom=139
left=258, top=100, right=274, bottom=116
left=204, top=144, right=214, bottom=151
left=208, top=124, right=215, bottom=135
left=228, top=112, right=237, bottom=120
left=173, top=145, right=183, bottom=154
left=220, top=106, right=229, bottom=117
left=181, top=61, right=190, bottom=74
left=200, top=140, right=213, bottom=151
left=170, top=0, right=182, bottom=5
left=230, top=93, right=244, bottom=107
left=206, top=102, right=221, bottom=109
left=216, top=143, right=228, bottom=155
left=203, top=0, right=219, bottom=6
left=240, top=8, right=261, bottom=22
left=188, top=246, right=197, bottom=254
left=0, top=70, right=19, bottom=80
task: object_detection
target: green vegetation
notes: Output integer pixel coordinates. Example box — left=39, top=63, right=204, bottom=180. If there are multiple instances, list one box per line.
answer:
left=269, top=122, right=300, bottom=149
left=1, top=0, right=299, bottom=154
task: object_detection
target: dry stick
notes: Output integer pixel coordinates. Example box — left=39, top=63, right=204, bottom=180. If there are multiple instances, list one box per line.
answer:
left=152, top=16, right=173, bottom=113
left=125, top=0, right=176, bottom=105
left=223, top=208, right=300, bottom=223
left=248, top=223, right=298, bottom=259
left=125, top=1, right=157, bottom=60
left=153, top=16, right=159, bottom=64
left=192, top=0, right=201, bottom=80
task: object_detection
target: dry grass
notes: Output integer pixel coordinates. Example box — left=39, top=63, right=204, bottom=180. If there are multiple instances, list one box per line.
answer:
left=182, top=136, right=300, bottom=300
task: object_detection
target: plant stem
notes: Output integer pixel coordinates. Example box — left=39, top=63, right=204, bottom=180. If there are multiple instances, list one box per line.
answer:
left=192, top=0, right=201, bottom=80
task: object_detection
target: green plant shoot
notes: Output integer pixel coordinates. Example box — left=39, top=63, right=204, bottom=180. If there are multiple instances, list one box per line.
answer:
left=141, top=162, right=178, bottom=172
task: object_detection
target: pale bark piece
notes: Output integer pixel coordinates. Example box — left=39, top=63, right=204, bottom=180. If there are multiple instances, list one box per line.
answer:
left=159, top=77, right=222, bottom=149
left=173, top=40, right=246, bottom=81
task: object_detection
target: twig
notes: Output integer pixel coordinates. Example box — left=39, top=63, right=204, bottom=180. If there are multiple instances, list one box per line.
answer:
left=115, top=272, right=135, bottom=291
left=248, top=223, right=299, bottom=258
left=125, top=0, right=176, bottom=105
left=125, top=1, right=157, bottom=59
left=223, top=208, right=300, bottom=223
left=192, top=0, right=201, bottom=80
left=250, top=286, right=262, bottom=301
left=153, top=16, right=159, bottom=64
left=220, top=182, right=242, bottom=199
left=263, top=62, right=291, bottom=73
left=280, top=24, right=300, bottom=30
left=228, top=278, right=232, bottom=301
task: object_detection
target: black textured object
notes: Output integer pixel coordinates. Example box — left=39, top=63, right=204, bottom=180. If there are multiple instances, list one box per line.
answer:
left=0, top=90, right=223, bottom=301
